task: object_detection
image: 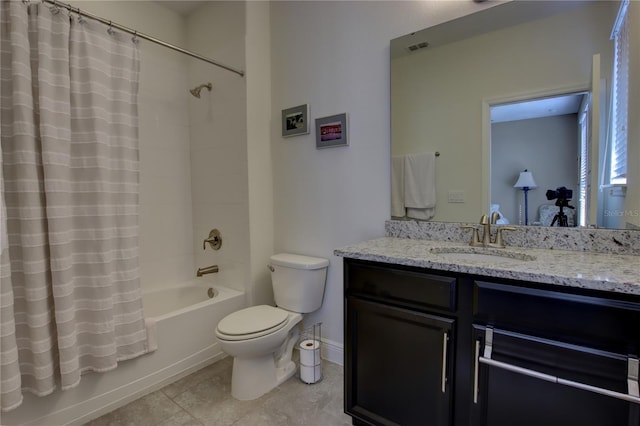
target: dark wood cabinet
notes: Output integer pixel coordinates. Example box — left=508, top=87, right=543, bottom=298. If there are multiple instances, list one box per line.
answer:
left=343, top=258, right=640, bottom=426
left=346, top=297, right=454, bottom=426
left=471, top=326, right=639, bottom=426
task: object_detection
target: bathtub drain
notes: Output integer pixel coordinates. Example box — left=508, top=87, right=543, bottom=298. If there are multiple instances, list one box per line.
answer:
left=207, top=287, right=217, bottom=299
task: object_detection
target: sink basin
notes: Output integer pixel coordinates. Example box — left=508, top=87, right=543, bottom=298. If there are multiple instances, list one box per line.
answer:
left=429, top=247, right=536, bottom=264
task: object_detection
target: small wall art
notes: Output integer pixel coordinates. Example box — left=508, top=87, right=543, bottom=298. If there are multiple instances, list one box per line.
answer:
left=315, top=113, right=348, bottom=149
left=281, top=104, right=310, bottom=137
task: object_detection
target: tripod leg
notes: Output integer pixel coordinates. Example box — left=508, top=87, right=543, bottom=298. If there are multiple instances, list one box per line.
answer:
left=559, top=215, right=568, bottom=227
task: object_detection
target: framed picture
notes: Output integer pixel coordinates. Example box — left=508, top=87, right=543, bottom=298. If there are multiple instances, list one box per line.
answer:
left=315, top=113, right=348, bottom=149
left=281, top=104, right=310, bottom=137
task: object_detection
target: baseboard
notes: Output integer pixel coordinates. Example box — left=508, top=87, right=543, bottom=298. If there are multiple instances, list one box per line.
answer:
left=320, top=337, right=344, bottom=366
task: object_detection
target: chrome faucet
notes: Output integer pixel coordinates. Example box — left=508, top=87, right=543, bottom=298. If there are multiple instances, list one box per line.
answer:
left=197, top=264, right=219, bottom=277
left=461, top=215, right=516, bottom=248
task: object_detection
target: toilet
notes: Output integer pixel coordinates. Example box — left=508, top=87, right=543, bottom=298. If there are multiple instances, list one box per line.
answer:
left=215, top=253, right=329, bottom=400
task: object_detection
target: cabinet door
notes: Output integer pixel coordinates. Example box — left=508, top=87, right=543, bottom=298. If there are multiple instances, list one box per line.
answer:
left=345, top=297, right=454, bottom=426
left=471, top=326, right=640, bottom=426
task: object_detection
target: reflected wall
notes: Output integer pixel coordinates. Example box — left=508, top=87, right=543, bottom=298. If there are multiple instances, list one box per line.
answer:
left=391, top=1, right=616, bottom=224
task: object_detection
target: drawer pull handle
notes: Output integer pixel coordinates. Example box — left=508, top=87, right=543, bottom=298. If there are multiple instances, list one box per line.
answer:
left=478, top=357, right=640, bottom=404
left=478, top=328, right=640, bottom=405
left=629, top=357, right=639, bottom=398
left=441, top=331, right=449, bottom=393
left=473, top=339, right=480, bottom=404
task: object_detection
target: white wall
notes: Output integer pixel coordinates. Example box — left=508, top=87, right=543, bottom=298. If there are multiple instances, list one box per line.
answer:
left=269, top=1, right=496, bottom=361
left=186, top=2, right=249, bottom=294
left=246, top=1, right=276, bottom=306
left=492, top=115, right=579, bottom=225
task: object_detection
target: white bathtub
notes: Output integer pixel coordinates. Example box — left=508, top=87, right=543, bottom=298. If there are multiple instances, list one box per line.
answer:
left=2, top=282, right=245, bottom=426
left=142, top=282, right=225, bottom=319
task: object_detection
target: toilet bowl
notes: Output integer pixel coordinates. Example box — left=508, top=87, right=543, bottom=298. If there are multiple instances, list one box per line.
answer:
left=215, top=253, right=329, bottom=400
left=216, top=305, right=302, bottom=400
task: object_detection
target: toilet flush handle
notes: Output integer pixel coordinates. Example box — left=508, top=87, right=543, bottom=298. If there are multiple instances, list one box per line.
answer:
left=267, top=264, right=275, bottom=272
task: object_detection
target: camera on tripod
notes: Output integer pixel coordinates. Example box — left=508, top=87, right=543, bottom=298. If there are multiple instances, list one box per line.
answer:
left=545, top=186, right=572, bottom=204
left=545, top=186, right=574, bottom=227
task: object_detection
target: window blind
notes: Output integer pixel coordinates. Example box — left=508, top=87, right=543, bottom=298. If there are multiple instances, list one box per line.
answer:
left=578, top=102, right=589, bottom=227
left=610, top=0, right=629, bottom=184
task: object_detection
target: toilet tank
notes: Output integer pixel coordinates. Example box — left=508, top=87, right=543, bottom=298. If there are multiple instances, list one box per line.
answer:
left=269, top=253, right=329, bottom=313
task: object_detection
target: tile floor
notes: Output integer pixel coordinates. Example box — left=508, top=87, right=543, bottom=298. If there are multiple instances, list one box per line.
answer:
left=85, top=356, right=352, bottom=426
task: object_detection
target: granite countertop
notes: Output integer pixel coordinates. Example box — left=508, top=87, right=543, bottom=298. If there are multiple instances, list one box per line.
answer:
left=334, top=237, right=640, bottom=296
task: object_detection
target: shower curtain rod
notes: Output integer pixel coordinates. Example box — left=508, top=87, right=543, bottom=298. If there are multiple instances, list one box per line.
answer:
left=40, top=0, right=245, bottom=77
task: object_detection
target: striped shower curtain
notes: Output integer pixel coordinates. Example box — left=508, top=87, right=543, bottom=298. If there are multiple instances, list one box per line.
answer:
left=1, top=1, right=149, bottom=412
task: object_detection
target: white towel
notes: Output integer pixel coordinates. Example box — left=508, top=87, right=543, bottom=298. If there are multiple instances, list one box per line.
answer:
left=145, top=318, right=158, bottom=353
left=404, top=152, right=436, bottom=220
left=391, top=156, right=406, bottom=217
left=406, top=207, right=435, bottom=220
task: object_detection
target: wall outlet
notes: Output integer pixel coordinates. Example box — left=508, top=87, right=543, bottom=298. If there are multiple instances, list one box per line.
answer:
left=447, top=190, right=465, bottom=203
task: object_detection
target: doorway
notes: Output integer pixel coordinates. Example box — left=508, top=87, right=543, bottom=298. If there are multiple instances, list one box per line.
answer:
left=489, top=92, right=588, bottom=226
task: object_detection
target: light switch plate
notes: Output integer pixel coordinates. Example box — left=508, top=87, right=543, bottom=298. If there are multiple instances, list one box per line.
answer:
left=447, top=190, right=465, bottom=203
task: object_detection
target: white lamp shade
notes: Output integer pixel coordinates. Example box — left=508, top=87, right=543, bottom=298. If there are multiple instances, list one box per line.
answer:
left=514, top=171, right=537, bottom=189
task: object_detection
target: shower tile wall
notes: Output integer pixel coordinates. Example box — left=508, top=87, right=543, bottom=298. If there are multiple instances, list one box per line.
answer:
left=187, top=1, right=249, bottom=294
left=73, top=2, right=195, bottom=291
left=73, top=1, right=251, bottom=294
left=138, top=41, right=195, bottom=292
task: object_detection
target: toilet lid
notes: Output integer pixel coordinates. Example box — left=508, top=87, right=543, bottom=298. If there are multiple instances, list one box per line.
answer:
left=217, top=305, right=289, bottom=337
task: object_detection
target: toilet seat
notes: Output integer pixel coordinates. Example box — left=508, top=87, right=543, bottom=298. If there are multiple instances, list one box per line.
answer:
left=216, top=305, right=289, bottom=341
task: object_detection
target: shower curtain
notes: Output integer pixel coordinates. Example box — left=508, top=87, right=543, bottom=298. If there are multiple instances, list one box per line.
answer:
left=1, top=1, right=149, bottom=412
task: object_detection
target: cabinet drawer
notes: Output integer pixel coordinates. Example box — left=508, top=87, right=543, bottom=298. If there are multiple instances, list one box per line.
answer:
left=473, top=280, right=640, bottom=354
left=471, top=325, right=639, bottom=426
left=345, top=259, right=456, bottom=312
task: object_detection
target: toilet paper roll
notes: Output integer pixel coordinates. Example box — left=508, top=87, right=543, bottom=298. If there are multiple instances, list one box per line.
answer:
left=300, top=363, right=322, bottom=384
left=299, top=339, right=321, bottom=366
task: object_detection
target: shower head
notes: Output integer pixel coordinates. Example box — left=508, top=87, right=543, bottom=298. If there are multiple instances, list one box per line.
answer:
left=190, top=82, right=212, bottom=98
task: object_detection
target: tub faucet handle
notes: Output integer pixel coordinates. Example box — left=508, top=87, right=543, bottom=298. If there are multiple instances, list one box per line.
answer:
left=203, top=229, right=222, bottom=250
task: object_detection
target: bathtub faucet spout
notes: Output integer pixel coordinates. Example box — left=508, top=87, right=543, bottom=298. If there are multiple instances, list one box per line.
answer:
left=197, top=265, right=219, bottom=277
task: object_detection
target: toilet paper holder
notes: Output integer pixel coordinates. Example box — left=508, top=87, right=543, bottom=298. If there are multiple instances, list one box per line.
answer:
left=299, top=322, right=322, bottom=384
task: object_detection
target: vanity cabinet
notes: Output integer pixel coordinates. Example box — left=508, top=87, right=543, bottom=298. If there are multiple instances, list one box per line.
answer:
left=346, top=298, right=453, bottom=426
left=344, top=259, right=465, bottom=426
left=343, top=258, right=640, bottom=426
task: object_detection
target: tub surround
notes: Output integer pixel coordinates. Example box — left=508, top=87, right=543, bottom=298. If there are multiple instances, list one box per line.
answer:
left=335, top=221, right=640, bottom=296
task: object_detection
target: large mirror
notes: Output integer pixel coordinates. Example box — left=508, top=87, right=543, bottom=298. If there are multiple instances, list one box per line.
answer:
left=391, top=0, right=639, bottom=230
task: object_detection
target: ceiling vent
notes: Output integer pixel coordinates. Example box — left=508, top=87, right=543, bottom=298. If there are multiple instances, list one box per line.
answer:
left=406, top=41, right=429, bottom=53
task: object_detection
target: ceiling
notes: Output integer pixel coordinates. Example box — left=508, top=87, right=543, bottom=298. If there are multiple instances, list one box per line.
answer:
left=391, top=1, right=585, bottom=60
left=491, top=93, right=585, bottom=123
